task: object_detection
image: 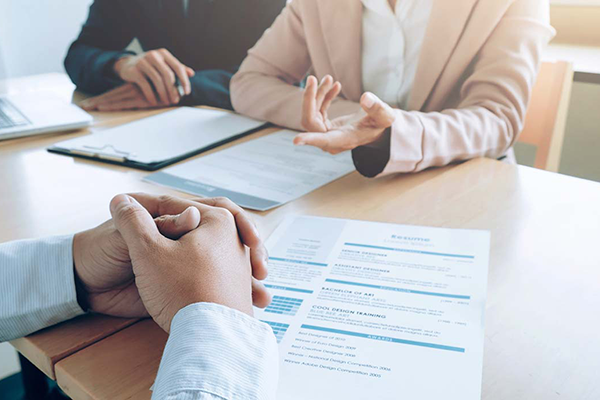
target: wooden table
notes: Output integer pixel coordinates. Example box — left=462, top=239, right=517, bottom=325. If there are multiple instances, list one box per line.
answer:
left=3, top=74, right=600, bottom=399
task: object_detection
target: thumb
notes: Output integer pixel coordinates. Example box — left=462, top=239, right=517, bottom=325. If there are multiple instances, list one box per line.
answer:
left=252, top=278, right=272, bottom=309
left=360, top=92, right=396, bottom=128
left=154, top=206, right=201, bottom=240
left=110, top=194, right=161, bottom=250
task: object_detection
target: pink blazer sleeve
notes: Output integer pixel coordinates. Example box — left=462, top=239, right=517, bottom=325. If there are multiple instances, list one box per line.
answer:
left=373, top=0, right=555, bottom=176
left=233, top=0, right=555, bottom=178
left=230, top=1, right=361, bottom=131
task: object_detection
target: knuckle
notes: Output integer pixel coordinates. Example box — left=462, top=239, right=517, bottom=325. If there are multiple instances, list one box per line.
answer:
left=196, top=197, right=216, bottom=206
left=214, top=196, right=232, bottom=206
left=158, top=194, right=174, bottom=203
left=153, top=215, right=169, bottom=230
left=210, top=207, right=236, bottom=225
left=214, top=207, right=233, bottom=219
left=156, top=194, right=175, bottom=213
left=215, top=207, right=233, bottom=220
left=116, top=203, right=136, bottom=219
left=116, top=204, right=144, bottom=225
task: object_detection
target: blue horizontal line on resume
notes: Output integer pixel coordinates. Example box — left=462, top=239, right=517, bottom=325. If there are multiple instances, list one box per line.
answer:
left=344, top=242, right=474, bottom=259
left=269, top=257, right=328, bottom=267
left=325, top=278, right=470, bottom=300
left=264, top=284, right=314, bottom=294
left=301, top=324, right=465, bottom=353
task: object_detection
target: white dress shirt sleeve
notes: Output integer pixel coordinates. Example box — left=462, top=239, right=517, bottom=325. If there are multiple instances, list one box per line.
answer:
left=0, top=235, right=84, bottom=342
left=0, top=235, right=279, bottom=399
left=153, top=303, right=279, bottom=400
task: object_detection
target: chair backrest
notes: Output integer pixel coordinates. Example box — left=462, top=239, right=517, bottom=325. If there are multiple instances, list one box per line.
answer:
left=518, top=61, right=574, bottom=172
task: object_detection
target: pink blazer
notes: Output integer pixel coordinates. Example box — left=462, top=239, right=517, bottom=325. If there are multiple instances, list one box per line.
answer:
left=231, top=0, right=555, bottom=177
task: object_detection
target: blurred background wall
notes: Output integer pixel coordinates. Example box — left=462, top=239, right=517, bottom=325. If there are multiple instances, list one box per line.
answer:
left=0, top=0, right=94, bottom=80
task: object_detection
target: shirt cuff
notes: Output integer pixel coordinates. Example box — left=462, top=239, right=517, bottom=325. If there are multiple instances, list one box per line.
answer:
left=152, top=303, right=279, bottom=400
left=0, top=235, right=85, bottom=342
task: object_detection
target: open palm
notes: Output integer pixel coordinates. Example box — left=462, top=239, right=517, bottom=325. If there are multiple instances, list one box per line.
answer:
left=296, top=75, right=396, bottom=154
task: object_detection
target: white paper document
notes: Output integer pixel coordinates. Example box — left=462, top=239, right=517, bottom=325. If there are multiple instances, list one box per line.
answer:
left=144, top=130, right=356, bottom=211
left=256, top=216, right=490, bottom=399
left=50, top=108, right=265, bottom=167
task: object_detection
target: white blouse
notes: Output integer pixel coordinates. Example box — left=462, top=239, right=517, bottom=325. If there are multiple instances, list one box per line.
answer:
left=361, top=0, right=433, bottom=110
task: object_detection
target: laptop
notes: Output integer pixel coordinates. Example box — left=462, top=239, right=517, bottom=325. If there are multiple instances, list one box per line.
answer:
left=0, top=92, right=93, bottom=141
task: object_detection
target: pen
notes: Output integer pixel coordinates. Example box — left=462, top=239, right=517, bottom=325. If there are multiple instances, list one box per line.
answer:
left=175, top=76, right=185, bottom=98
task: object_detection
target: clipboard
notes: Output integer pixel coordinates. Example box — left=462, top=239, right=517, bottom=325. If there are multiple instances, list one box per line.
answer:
left=47, top=107, right=266, bottom=171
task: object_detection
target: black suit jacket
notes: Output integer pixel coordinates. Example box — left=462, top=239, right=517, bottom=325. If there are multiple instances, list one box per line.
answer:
left=64, top=0, right=285, bottom=109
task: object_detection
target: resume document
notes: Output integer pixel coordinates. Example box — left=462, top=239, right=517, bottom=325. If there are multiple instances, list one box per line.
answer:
left=255, top=216, right=490, bottom=399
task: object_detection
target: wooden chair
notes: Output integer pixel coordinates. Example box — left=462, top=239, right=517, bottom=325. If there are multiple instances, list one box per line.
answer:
left=517, top=61, right=574, bottom=172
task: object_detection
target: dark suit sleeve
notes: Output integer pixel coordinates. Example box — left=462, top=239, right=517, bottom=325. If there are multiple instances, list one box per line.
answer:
left=64, top=0, right=136, bottom=95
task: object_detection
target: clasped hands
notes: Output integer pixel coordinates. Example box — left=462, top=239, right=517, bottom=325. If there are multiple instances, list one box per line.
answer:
left=294, top=75, right=397, bottom=154
left=73, top=193, right=269, bottom=332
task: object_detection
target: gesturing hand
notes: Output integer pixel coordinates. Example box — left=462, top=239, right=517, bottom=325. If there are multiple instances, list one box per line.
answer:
left=113, top=48, right=195, bottom=107
left=110, top=194, right=255, bottom=332
left=301, top=75, right=342, bottom=132
left=80, top=84, right=156, bottom=111
left=295, top=75, right=396, bottom=155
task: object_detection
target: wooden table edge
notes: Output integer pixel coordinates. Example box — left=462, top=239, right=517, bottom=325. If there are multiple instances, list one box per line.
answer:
left=10, top=317, right=139, bottom=380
